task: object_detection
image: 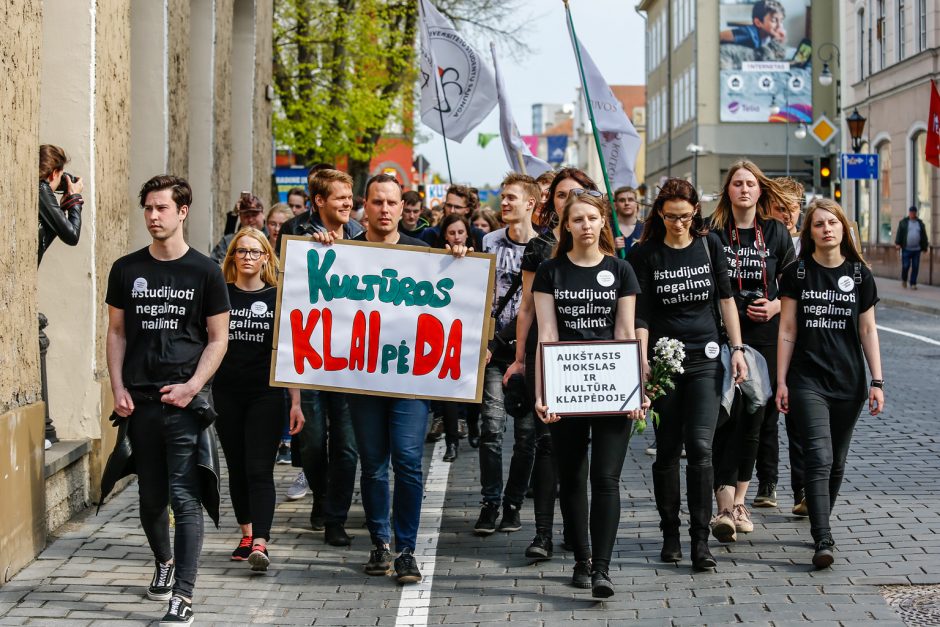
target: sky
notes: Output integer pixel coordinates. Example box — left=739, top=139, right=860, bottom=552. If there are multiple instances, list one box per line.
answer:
left=416, top=0, right=647, bottom=188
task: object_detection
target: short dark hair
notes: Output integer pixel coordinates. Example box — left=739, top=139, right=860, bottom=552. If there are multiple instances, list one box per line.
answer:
left=287, top=186, right=308, bottom=201
left=364, top=173, right=402, bottom=199
left=402, top=190, right=422, bottom=206
left=138, top=175, right=192, bottom=209
left=753, top=0, right=784, bottom=21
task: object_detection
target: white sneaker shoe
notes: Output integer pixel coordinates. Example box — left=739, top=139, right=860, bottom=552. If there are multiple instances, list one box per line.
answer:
left=44, top=439, right=52, bottom=451
left=286, top=471, right=309, bottom=501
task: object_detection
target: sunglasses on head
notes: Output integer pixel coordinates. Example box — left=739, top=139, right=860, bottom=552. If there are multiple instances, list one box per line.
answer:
left=570, top=188, right=604, bottom=198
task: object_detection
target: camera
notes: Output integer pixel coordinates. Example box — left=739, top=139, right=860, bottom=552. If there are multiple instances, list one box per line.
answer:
left=56, top=172, right=77, bottom=194
left=737, top=288, right=764, bottom=315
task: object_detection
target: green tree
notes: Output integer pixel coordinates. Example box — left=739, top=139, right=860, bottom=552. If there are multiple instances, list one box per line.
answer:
left=273, top=0, right=528, bottom=191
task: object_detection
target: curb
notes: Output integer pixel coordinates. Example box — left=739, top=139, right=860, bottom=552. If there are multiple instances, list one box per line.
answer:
left=878, top=296, right=940, bottom=317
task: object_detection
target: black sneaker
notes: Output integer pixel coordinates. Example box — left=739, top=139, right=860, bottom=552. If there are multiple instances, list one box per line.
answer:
left=497, top=503, right=522, bottom=532
left=394, top=547, right=422, bottom=584
left=473, top=502, right=500, bottom=535
left=753, top=482, right=778, bottom=508
left=147, top=559, right=175, bottom=601
left=248, top=544, right=270, bottom=572
left=159, top=595, right=193, bottom=626
left=230, top=535, right=252, bottom=561
left=591, top=569, right=614, bottom=598
left=812, top=536, right=835, bottom=569
left=571, top=559, right=592, bottom=589
left=275, top=441, right=292, bottom=465
left=364, top=545, right=392, bottom=575
left=310, top=500, right=325, bottom=531
left=524, top=531, right=553, bottom=561
left=425, top=416, right=444, bottom=442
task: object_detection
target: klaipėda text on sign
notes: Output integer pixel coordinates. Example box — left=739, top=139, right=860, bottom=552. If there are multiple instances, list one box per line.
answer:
left=540, top=340, right=642, bottom=416
left=270, top=237, right=496, bottom=402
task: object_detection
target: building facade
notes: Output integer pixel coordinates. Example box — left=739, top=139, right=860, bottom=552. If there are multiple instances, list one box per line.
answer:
left=638, top=0, right=841, bottom=211
left=1, top=0, right=273, bottom=583
left=842, top=0, right=939, bottom=284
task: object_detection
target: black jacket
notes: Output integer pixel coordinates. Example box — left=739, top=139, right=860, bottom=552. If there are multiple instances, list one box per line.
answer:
left=276, top=210, right=364, bottom=256
left=38, top=180, right=83, bottom=265
left=895, top=217, right=929, bottom=251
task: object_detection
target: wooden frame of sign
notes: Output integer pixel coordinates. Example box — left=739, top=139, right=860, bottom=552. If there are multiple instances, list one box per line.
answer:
left=539, top=340, right=643, bottom=417
left=269, top=236, right=497, bottom=403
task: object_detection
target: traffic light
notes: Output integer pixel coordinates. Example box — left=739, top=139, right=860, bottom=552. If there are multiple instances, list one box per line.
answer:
left=418, top=184, right=426, bottom=199
left=819, top=156, right=832, bottom=191
left=833, top=182, right=842, bottom=201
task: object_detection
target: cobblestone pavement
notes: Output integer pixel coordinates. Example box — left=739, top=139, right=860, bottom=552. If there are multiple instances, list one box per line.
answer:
left=1, top=304, right=938, bottom=626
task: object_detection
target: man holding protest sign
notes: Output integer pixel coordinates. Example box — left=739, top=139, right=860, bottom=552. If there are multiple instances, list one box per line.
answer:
left=475, top=173, right=540, bottom=536
left=305, top=173, right=472, bottom=584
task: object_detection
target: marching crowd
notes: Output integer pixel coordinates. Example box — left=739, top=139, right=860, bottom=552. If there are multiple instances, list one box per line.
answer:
left=96, top=159, right=884, bottom=625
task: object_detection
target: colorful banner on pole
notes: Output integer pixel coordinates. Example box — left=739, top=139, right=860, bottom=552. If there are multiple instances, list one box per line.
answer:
left=418, top=0, right=497, bottom=143
left=719, top=0, right=813, bottom=123
left=491, top=43, right=552, bottom=177
left=547, top=135, right=569, bottom=165
left=927, top=80, right=940, bottom=168
left=271, top=237, right=496, bottom=402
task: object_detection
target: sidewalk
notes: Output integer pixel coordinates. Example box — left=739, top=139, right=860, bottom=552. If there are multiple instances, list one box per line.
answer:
left=875, top=276, right=940, bottom=315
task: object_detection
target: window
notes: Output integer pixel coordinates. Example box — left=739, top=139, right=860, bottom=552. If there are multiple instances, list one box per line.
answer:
left=858, top=142, right=872, bottom=242
left=877, top=0, right=886, bottom=70
left=858, top=8, right=866, bottom=80
left=898, top=0, right=906, bottom=61
left=917, top=0, right=927, bottom=51
left=912, top=131, right=933, bottom=236
left=876, top=141, right=893, bottom=243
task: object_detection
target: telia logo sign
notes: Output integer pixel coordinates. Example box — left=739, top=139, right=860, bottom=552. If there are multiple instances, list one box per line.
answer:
left=727, top=101, right=740, bottom=113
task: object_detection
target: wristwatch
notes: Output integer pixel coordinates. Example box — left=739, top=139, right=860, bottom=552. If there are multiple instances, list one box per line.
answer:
left=730, top=344, right=746, bottom=353
left=870, top=379, right=884, bottom=389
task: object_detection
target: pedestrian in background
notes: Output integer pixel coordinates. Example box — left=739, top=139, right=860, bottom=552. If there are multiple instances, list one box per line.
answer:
left=211, top=193, right=266, bottom=264
left=472, top=207, right=500, bottom=234
left=612, top=185, right=644, bottom=253
left=895, top=206, right=929, bottom=289
left=777, top=198, right=884, bottom=569
left=214, top=227, right=304, bottom=572
left=265, top=203, right=293, bottom=252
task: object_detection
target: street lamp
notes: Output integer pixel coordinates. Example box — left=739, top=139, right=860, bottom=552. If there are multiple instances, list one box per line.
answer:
left=817, top=42, right=841, bottom=113
left=794, top=123, right=808, bottom=139
left=686, top=143, right=705, bottom=188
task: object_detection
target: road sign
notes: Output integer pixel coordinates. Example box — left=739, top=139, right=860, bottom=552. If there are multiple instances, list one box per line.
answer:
left=810, top=115, right=838, bottom=147
left=841, top=153, right=879, bottom=180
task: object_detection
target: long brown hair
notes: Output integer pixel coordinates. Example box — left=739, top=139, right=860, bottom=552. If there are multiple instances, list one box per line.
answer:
left=640, top=178, right=707, bottom=244
left=537, top=167, right=597, bottom=231
left=39, top=145, right=68, bottom=181
left=798, top=198, right=867, bottom=265
left=222, top=227, right=280, bottom=285
left=554, top=192, right=616, bottom=257
left=711, top=160, right=789, bottom=229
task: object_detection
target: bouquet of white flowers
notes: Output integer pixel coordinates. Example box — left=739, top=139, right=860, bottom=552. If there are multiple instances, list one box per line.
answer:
left=634, top=337, right=685, bottom=435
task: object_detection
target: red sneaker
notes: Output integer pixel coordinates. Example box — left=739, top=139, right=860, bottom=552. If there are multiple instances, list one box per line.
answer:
left=231, top=535, right=253, bottom=561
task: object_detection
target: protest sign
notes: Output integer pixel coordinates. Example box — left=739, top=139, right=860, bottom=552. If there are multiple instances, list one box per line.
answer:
left=271, top=237, right=496, bottom=402
left=540, top=340, right=642, bottom=416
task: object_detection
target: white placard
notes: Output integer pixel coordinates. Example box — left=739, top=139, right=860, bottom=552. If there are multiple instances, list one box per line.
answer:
left=271, top=237, right=495, bottom=402
left=541, top=341, right=643, bottom=416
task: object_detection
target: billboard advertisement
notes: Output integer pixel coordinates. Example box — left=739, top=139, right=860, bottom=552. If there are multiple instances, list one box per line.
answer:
left=719, top=0, right=812, bottom=124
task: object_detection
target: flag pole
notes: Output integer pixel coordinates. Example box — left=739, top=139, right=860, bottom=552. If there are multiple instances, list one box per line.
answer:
left=420, top=0, right=454, bottom=184
left=563, top=0, right=624, bottom=257
left=516, top=148, right=528, bottom=175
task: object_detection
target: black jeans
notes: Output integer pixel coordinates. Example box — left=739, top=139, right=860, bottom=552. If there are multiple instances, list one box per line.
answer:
left=652, top=352, right=722, bottom=540
left=789, top=388, right=864, bottom=542
left=213, top=386, right=284, bottom=541
left=128, top=401, right=203, bottom=599
left=479, top=361, right=537, bottom=507
left=297, top=390, right=358, bottom=525
left=714, top=343, right=777, bottom=488
left=525, top=354, right=562, bottom=533
left=549, top=415, right=630, bottom=571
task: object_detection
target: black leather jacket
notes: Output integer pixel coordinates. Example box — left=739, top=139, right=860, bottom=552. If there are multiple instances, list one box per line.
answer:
left=38, top=180, right=83, bottom=265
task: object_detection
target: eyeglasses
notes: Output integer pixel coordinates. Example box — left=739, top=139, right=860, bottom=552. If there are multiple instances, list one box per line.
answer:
left=444, top=202, right=467, bottom=211
left=661, top=213, right=695, bottom=223
left=570, top=188, right=604, bottom=198
left=234, top=248, right=265, bottom=260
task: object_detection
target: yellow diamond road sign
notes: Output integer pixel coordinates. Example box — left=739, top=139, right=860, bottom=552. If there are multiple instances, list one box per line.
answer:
left=810, top=115, right=838, bottom=147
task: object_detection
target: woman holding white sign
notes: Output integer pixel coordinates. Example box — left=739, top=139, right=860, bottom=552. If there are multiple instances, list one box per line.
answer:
left=533, top=191, right=647, bottom=599
left=776, top=198, right=883, bottom=569
left=631, top=178, right=748, bottom=572
left=214, top=228, right=305, bottom=572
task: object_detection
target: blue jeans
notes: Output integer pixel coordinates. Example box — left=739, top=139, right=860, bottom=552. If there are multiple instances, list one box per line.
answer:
left=478, top=362, right=537, bottom=507
left=297, top=390, right=358, bottom=525
left=901, top=249, right=922, bottom=286
left=347, top=395, right=429, bottom=552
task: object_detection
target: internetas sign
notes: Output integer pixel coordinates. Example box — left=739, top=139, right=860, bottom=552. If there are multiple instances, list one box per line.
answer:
left=271, top=237, right=496, bottom=402
left=540, top=341, right=643, bottom=416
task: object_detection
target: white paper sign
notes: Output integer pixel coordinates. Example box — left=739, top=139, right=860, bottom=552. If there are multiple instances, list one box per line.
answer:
left=271, top=237, right=495, bottom=402
left=541, top=341, right=643, bottom=416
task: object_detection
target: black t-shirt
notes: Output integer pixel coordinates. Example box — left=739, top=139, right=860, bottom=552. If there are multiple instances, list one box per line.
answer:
left=352, top=231, right=430, bottom=248
left=778, top=257, right=879, bottom=400
left=714, top=217, right=795, bottom=346
left=632, top=233, right=733, bottom=351
left=105, top=247, right=230, bottom=391
left=213, top=284, right=277, bottom=391
left=532, top=254, right=640, bottom=342
left=521, top=232, right=557, bottom=355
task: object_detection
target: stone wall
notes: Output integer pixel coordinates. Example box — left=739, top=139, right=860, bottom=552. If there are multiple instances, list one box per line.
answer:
left=213, top=0, right=234, bottom=238
left=168, top=0, right=191, bottom=179
left=253, top=0, right=274, bottom=206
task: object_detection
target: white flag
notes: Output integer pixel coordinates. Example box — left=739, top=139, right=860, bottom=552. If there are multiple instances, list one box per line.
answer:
left=419, top=0, right=497, bottom=143
left=566, top=20, right=641, bottom=188
left=491, top=43, right=552, bottom=178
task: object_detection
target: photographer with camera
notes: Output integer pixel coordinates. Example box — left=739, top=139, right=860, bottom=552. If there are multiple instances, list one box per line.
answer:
left=709, top=160, right=794, bottom=541
left=39, top=144, right=84, bottom=265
